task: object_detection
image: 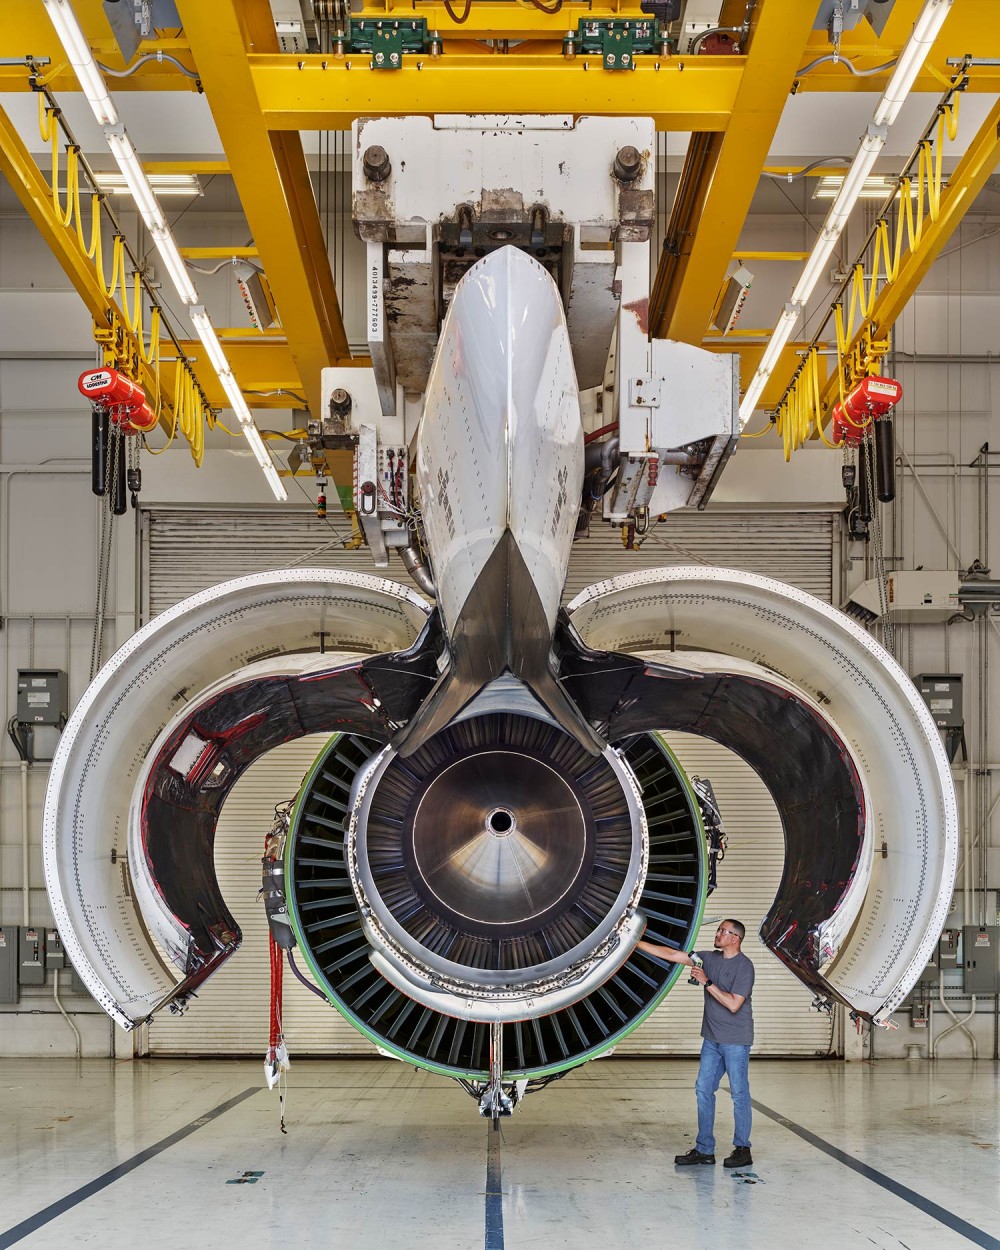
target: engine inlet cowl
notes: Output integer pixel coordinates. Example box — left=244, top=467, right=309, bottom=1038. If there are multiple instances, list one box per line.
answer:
left=286, top=727, right=706, bottom=1077
left=346, top=712, right=648, bottom=1020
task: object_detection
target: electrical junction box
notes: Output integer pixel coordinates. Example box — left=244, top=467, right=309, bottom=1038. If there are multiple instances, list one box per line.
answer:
left=69, top=966, right=90, bottom=996
left=938, top=927, right=960, bottom=966
left=0, top=927, right=18, bottom=1003
left=712, top=266, right=754, bottom=335
left=16, top=669, right=68, bottom=726
left=45, top=930, right=66, bottom=969
left=962, top=926, right=999, bottom=994
left=843, top=571, right=961, bottom=624
left=915, top=674, right=963, bottom=729
left=18, top=927, right=45, bottom=986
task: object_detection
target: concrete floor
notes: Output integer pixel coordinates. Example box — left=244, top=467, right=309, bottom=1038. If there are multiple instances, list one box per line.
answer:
left=0, top=1057, right=997, bottom=1250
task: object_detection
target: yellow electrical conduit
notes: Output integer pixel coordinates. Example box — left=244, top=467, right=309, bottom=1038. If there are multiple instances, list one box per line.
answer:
left=769, top=94, right=960, bottom=461
left=39, top=97, right=210, bottom=464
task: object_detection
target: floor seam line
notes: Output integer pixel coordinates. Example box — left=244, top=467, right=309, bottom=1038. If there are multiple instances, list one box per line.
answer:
left=0, top=1086, right=260, bottom=1250
left=752, top=1098, right=1000, bottom=1250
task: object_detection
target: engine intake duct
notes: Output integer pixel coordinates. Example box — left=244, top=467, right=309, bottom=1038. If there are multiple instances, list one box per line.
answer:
left=287, top=730, right=706, bottom=1078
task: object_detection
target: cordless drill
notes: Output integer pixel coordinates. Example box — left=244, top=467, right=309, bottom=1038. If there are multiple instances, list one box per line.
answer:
left=688, top=952, right=705, bottom=985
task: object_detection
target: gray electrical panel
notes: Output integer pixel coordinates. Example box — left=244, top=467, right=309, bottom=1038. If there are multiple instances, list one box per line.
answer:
left=45, top=930, right=66, bottom=969
left=18, top=927, right=45, bottom=986
left=16, top=669, right=68, bottom=726
left=915, top=674, right=963, bottom=728
left=963, top=926, right=1000, bottom=994
left=0, top=927, right=18, bottom=1003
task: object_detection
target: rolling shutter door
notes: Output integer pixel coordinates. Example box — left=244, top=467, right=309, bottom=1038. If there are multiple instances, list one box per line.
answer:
left=142, top=509, right=835, bottom=619
left=142, top=507, right=836, bottom=1056
left=616, top=733, right=835, bottom=1057
left=147, top=736, right=374, bottom=1056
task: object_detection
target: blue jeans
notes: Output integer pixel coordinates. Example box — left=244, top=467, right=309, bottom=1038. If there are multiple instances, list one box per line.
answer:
left=695, top=1039, right=752, bottom=1155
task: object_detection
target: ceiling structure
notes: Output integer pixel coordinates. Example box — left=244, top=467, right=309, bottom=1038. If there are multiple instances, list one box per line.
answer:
left=2, top=0, right=1000, bottom=458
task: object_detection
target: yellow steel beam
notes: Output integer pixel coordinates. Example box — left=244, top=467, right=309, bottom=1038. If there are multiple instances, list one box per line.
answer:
left=179, top=247, right=259, bottom=259
left=795, top=0, right=1000, bottom=92
left=145, top=162, right=231, bottom=175
left=250, top=53, right=742, bottom=131
left=813, top=94, right=1000, bottom=421
left=161, top=339, right=303, bottom=408
left=0, top=3, right=198, bottom=91
left=651, top=0, right=819, bottom=344
left=0, top=98, right=177, bottom=432
left=176, top=0, right=352, bottom=415
left=707, top=340, right=828, bottom=411
left=731, top=251, right=811, bottom=261
left=160, top=339, right=372, bottom=409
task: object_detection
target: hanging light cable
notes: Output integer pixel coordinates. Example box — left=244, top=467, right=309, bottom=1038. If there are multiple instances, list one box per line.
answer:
left=40, top=0, right=288, bottom=501
left=738, top=0, right=955, bottom=428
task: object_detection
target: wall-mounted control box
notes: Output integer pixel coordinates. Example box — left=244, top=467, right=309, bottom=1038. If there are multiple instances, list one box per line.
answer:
left=938, top=928, right=960, bottom=966
left=45, top=930, right=66, bottom=969
left=0, top=927, right=18, bottom=1003
left=18, top=927, right=45, bottom=986
left=16, top=669, right=68, bottom=726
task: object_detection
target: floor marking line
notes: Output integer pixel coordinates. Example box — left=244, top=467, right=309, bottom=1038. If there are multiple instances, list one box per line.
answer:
left=485, top=1125, right=504, bottom=1250
left=0, top=1087, right=260, bottom=1250
left=752, top=1099, right=1000, bottom=1250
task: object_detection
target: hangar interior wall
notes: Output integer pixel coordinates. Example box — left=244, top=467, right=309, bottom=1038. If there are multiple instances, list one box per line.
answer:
left=1, top=160, right=999, bottom=1062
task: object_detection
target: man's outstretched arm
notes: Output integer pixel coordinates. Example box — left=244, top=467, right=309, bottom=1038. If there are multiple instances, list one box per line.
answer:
left=635, top=940, right=695, bottom=966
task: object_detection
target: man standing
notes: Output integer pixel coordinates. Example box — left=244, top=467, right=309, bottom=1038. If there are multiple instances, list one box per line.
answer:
left=636, top=920, right=755, bottom=1169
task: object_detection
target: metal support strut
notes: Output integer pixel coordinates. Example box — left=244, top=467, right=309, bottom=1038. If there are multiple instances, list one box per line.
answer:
left=479, top=1023, right=514, bottom=1125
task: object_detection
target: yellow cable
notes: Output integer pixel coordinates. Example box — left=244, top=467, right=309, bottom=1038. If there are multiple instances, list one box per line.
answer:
left=38, top=95, right=54, bottom=142
left=740, top=421, right=772, bottom=439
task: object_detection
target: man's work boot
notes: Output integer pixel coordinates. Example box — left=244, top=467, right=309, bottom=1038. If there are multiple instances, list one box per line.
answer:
left=724, top=1147, right=753, bottom=1169
left=675, top=1148, right=715, bottom=1165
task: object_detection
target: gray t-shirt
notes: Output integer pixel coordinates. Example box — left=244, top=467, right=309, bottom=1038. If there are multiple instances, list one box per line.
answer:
left=697, top=949, right=755, bottom=1045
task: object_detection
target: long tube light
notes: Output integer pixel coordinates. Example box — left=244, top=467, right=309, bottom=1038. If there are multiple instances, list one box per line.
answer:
left=103, top=125, right=165, bottom=232
left=40, top=0, right=287, bottom=502
left=41, top=0, right=117, bottom=126
left=738, top=127, right=886, bottom=422
left=739, top=0, right=953, bottom=427
left=874, top=0, right=955, bottom=126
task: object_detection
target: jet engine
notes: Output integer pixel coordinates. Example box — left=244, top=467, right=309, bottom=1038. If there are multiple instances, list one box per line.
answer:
left=44, top=248, right=957, bottom=1113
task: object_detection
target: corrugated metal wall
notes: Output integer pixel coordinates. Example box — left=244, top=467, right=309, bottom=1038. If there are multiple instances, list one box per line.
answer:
left=142, top=509, right=835, bottom=618
left=142, top=507, right=836, bottom=1057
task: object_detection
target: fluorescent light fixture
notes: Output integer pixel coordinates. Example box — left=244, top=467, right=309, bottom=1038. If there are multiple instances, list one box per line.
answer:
left=41, top=0, right=118, bottom=126
left=874, top=0, right=955, bottom=127
left=150, top=227, right=199, bottom=305
left=188, top=307, right=232, bottom=375
left=103, top=124, right=165, bottom=232
left=93, top=172, right=202, bottom=197
left=790, top=234, right=839, bottom=308
left=813, top=174, right=921, bottom=200
left=261, top=461, right=288, bottom=500
left=216, top=370, right=289, bottom=500
left=826, top=129, right=886, bottom=229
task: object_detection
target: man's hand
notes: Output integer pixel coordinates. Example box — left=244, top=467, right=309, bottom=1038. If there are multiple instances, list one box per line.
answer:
left=690, top=966, right=709, bottom=986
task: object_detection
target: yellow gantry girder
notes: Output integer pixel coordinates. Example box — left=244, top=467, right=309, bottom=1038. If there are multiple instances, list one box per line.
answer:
left=650, top=0, right=820, bottom=345
left=175, top=0, right=351, bottom=416
left=250, top=53, right=742, bottom=131
left=812, top=93, right=1000, bottom=425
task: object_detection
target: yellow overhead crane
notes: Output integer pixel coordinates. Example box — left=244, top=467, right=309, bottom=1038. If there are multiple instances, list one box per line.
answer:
left=3, top=0, right=1000, bottom=444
